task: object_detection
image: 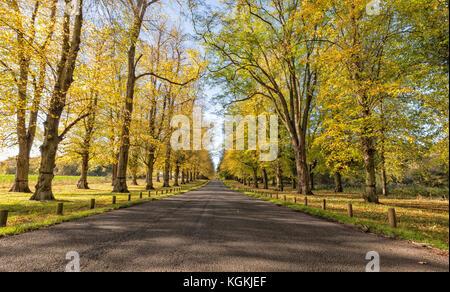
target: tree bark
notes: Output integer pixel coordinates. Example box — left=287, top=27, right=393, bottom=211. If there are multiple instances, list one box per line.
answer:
left=381, top=163, right=388, bottom=197
left=293, top=139, right=312, bottom=195
left=261, top=168, right=268, bottom=189
left=113, top=1, right=147, bottom=193
left=361, top=133, right=379, bottom=203
left=31, top=0, right=84, bottom=201
left=253, top=168, right=259, bottom=188
left=380, top=101, right=389, bottom=197
left=276, top=160, right=284, bottom=191
left=163, top=146, right=171, bottom=188
left=174, top=165, right=180, bottom=186
left=309, top=161, right=317, bottom=191
left=334, top=172, right=343, bottom=193
left=131, top=174, right=138, bottom=186
left=145, top=152, right=155, bottom=190
left=10, top=0, right=57, bottom=193
left=112, top=163, right=118, bottom=186
left=181, top=170, right=186, bottom=184
left=10, top=143, right=32, bottom=193
left=77, top=153, right=90, bottom=189
left=77, top=93, right=97, bottom=190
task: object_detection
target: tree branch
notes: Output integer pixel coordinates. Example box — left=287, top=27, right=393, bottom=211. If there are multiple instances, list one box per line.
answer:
left=58, top=113, right=90, bottom=141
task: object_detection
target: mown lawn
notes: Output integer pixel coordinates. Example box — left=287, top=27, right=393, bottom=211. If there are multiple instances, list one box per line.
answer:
left=226, top=181, right=449, bottom=251
left=0, top=178, right=209, bottom=236
left=0, top=174, right=110, bottom=190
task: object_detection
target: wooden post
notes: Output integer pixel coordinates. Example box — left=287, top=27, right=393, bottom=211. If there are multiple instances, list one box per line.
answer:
left=128, top=195, right=131, bottom=201
left=148, top=191, right=151, bottom=198
left=284, top=195, right=287, bottom=202
left=304, top=197, right=308, bottom=207
left=140, top=192, right=143, bottom=199
left=90, top=199, right=95, bottom=210
left=0, top=210, right=8, bottom=227
left=156, top=191, right=158, bottom=196
left=388, top=208, right=397, bottom=228
left=294, top=197, right=297, bottom=204
left=322, top=199, right=326, bottom=210
left=57, top=203, right=64, bottom=215
left=347, top=204, right=353, bottom=217
left=112, top=196, right=116, bottom=204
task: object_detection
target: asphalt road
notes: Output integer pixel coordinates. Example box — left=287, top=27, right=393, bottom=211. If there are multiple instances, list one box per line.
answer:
left=0, top=180, right=448, bottom=272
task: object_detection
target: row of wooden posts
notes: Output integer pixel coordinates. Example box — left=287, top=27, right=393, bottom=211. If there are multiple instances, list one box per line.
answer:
left=0, top=187, right=184, bottom=228
left=244, top=188, right=398, bottom=228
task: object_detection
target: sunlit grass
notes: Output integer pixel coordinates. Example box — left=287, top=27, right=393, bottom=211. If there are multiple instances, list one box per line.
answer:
left=226, top=181, right=449, bottom=251
left=0, top=174, right=110, bottom=190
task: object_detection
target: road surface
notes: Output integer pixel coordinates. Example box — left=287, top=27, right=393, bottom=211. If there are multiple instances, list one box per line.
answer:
left=0, top=180, right=448, bottom=272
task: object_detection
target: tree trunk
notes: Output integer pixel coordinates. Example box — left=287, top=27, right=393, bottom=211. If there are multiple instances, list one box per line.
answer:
left=253, top=168, right=259, bottom=189
left=272, top=176, right=276, bottom=187
left=31, top=1, right=84, bottom=201
left=156, top=171, right=161, bottom=182
left=334, top=172, right=343, bottom=193
left=361, top=134, right=379, bottom=203
left=10, top=142, right=32, bottom=193
left=10, top=0, right=34, bottom=194
left=31, top=119, right=59, bottom=201
left=276, top=160, right=284, bottom=191
left=145, top=152, right=155, bottom=190
left=163, top=147, right=171, bottom=188
left=112, top=163, right=118, bottom=186
left=261, top=168, right=268, bottom=189
left=293, top=141, right=312, bottom=195
left=181, top=170, right=186, bottom=184
left=77, top=153, right=90, bottom=189
left=113, top=3, right=146, bottom=194
left=380, top=101, right=388, bottom=197
left=381, top=165, right=388, bottom=197
left=77, top=94, right=97, bottom=190
left=131, top=174, right=138, bottom=186
left=174, top=165, right=180, bottom=187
